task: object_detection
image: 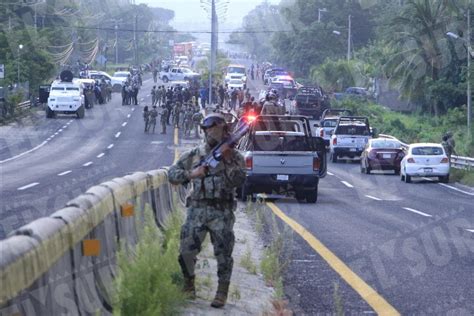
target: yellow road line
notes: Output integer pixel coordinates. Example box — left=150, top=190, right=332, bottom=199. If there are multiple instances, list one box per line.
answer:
left=266, top=202, right=400, bottom=315
left=174, top=127, right=179, bottom=163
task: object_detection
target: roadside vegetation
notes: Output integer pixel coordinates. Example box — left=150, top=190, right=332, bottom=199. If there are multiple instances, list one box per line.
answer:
left=113, top=205, right=186, bottom=316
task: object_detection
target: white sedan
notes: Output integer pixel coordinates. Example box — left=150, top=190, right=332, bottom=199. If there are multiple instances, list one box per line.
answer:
left=400, top=143, right=450, bottom=183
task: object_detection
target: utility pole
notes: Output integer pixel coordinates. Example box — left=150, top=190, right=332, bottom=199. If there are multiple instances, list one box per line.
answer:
left=347, top=15, right=352, bottom=60
left=209, top=0, right=217, bottom=106
left=115, top=22, right=119, bottom=64
left=467, top=8, right=471, bottom=137
left=134, top=14, right=138, bottom=65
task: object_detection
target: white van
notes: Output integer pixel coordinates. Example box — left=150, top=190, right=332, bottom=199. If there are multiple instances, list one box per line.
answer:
left=47, top=79, right=85, bottom=118
left=225, top=64, right=247, bottom=85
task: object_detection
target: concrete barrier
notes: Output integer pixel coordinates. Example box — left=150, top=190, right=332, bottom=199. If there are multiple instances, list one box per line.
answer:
left=0, top=169, right=174, bottom=315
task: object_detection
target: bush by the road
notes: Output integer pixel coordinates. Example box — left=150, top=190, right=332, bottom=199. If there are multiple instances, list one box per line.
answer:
left=113, top=206, right=185, bottom=316
left=333, top=98, right=474, bottom=157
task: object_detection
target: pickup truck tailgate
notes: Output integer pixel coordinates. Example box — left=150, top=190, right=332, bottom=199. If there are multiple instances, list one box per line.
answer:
left=337, top=135, right=368, bottom=147
left=252, top=152, right=314, bottom=175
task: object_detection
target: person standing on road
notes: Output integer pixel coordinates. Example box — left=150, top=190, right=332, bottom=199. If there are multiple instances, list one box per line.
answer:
left=151, top=86, right=157, bottom=107
left=442, top=131, right=457, bottom=161
left=261, top=91, right=280, bottom=115
left=168, top=113, right=245, bottom=308
left=160, top=106, right=169, bottom=134
left=143, top=105, right=150, bottom=132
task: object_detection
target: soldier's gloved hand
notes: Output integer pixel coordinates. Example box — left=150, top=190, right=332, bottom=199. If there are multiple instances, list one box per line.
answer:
left=221, top=143, right=233, bottom=161
left=189, top=165, right=208, bottom=179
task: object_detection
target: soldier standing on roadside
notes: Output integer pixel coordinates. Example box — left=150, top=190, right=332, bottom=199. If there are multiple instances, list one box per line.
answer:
left=160, top=106, right=169, bottom=134
left=168, top=113, right=245, bottom=308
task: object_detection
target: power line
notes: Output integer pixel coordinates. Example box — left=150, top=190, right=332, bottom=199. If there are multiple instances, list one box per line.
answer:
left=70, top=25, right=292, bottom=34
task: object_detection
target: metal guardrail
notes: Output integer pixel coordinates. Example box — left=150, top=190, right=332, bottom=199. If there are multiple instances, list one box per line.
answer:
left=378, top=134, right=473, bottom=170
left=17, top=100, right=31, bottom=111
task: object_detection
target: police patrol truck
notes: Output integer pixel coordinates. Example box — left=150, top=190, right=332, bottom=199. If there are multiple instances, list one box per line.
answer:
left=46, top=70, right=85, bottom=118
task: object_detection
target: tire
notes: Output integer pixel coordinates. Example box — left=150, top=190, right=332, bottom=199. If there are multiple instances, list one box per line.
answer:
left=46, top=107, right=54, bottom=118
left=394, top=169, right=400, bottom=175
left=295, top=191, right=306, bottom=203
left=439, top=174, right=449, bottom=183
left=305, top=186, right=318, bottom=204
left=400, top=173, right=405, bottom=181
left=405, top=173, right=412, bottom=183
left=162, top=76, right=169, bottom=83
left=331, top=153, right=338, bottom=163
left=76, top=105, right=85, bottom=119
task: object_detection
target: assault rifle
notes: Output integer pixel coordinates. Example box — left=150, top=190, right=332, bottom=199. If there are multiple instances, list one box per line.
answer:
left=195, top=115, right=257, bottom=169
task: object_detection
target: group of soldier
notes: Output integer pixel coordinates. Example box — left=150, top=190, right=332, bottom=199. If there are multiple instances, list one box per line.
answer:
left=84, top=79, right=112, bottom=108
left=121, top=74, right=142, bottom=106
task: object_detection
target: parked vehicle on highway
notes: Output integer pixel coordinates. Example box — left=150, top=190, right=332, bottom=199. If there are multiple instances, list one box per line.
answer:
left=315, top=109, right=354, bottom=145
left=225, top=64, right=247, bottom=85
left=87, top=70, right=126, bottom=92
left=227, top=79, right=245, bottom=90
left=334, top=86, right=372, bottom=101
left=264, top=68, right=289, bottom=85
left=290, top=86, right=330, bottom=119
left=330, top=116, right=375, bottom=162
left=360, top=138, right=405, bottom=174
left=400, top=143, right=450, bottom=183
left=160, top=67, right=200, bottom=83
left=236, top=115, right=327, bottom=203
left=47, top=71, right=85, bottom=119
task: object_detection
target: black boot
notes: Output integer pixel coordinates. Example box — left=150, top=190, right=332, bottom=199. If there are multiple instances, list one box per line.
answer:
left=211, top=281, right=230, bottom=308
left=183, top=276, right=196, bottom=299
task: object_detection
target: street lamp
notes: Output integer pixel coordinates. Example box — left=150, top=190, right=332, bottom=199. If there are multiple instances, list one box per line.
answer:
left=17, top=44, right=23, bottom=85
left=446, top=8, right=471, bottom=137
left=331, top=15, right=352, bottom=60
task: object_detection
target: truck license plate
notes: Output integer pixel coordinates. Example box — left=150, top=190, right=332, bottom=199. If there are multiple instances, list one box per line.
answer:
left=277, top=175, right=289, bottom=181
left=383, top=154, right=391, bottom=159
left=350, top=148, right=357, bottom=152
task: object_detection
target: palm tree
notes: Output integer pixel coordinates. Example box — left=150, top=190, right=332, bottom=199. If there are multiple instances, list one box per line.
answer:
left=384, top=0, right=459, bottom=115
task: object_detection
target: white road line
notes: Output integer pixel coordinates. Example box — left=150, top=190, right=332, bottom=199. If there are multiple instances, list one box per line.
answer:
left=62, top=125, right=67, bottom=128
left=97, top=153, right=105, bottom=158
left=402, top=207, right=432, bottom=217
left=140, top=98, right=144, bottom=101
left=58, top=170, right=72, bottom=176
left=466, top=229, right=474, bottom=233
left=58, top=129, right=63, bottom=132
left=341, top=181, right=354, bottom=188
left=107, top=144, right=114, bottom=149
left=0, top=141, right=48, bottom=164
left=127, top=114, right=131, bottom=118
left=115, top=132, right=121, bottom=138
left=54, top=132, right=59, bottom=136
left=18, top=182, right=39, bottom=191
left=151, top=141, right=164, bottom=144
left=327, top=172, right=334, bottom=176
left=438, top=183, right=474, bottom=196
left=83, top=161, right=93, bottom=167
left=122, top=122, right=127, bottom=127
left=131, top=108, right=135, bottom=111
left=365, top=195, right=382, bottom=201
left=146, top=94, right=150, bottom=97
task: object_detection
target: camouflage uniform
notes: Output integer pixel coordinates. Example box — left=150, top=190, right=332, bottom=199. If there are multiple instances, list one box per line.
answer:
left=168, top=143, right=245, bottom=285
left=149, top=107, right=158, bottom=133
left=183, top=108, right=194, bottom=136
left=192, top=111, right=204, bottom=138
left=160, top=108, right=169, bottom=134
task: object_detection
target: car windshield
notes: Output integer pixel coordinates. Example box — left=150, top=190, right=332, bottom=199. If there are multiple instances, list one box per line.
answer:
left=114, top=73, right=128, bottom=77
left=230, top=80, right=242, bottom=84
left=228, top=67, right=245, bottom=74
left=322, top=120, right=338, bottom=127
left=66, top=87, right=79, bottom=91
left=371, top=140, right=401, bottom=148
left=252, top=135, right=311, bottom=151
left=51, top=87, right=64, bottom=91
left=411, top=146, right=444, bottom=155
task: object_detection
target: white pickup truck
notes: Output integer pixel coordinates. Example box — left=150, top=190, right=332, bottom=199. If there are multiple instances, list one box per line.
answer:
left=314, top=109, right=353, bottom=146
left=159, top=67, right=200, bottom=83
left=330, top=116, right=376, bottom=162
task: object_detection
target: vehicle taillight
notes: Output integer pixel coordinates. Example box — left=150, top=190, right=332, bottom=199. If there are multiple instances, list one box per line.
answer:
left=245, top=156, right=253, bottom=170
left=320, top=129, right=324, bottom=137
left=440, top=157, right=449, bottom=163
left=313, top=157, right=320, bottom=171
left=332, top=137, right=337, bottom=145
left=407, top=158, right=416, bottom=163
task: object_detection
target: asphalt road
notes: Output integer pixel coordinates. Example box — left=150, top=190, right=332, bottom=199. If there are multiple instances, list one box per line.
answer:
left=0, top=75, right=175, bottom=239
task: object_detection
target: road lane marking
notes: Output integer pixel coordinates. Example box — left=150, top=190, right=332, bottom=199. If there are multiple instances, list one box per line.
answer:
left=62, top=125, right=67, bottom=128
left=140, top=98, right=144, bottom=101
left=127, top=114, right=131, bottom=118
left=83, top=161, right=93, bottom=167
left=97, top=153, right=105, bottom=158
left=266, top=202, right=400, bottom=315
left=402, top=207, right=432, bottom=217
left=107, top=144, right=114, bottom=149
left=131, top=108, right=135, bottom=111
left=122, top=122, right=127, bottom=127
left=146, top=94, right=150, bottom=97
left=58, top=170, right=72, bottom=176
left=115, top=132, right=121, bottom=138
left=54, top=132, right=59, bottom=136
left=18, top=182, right=39, bottom=191
left=466, top=229, right=474, bottom=233
left=365, top=195, right=382, bottom=201
left=58, top=129, right=63, bottom=132
left=438, top=183, right=474, bottom=196
left=327, top=171, right=334, bottom=176
left=341, top=181, right=354, bottom=188
left=0, top=141, right=48, bottom=164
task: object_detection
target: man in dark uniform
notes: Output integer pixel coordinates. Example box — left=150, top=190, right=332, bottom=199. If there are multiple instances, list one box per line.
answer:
left=168, top=113, right=245, bottom=308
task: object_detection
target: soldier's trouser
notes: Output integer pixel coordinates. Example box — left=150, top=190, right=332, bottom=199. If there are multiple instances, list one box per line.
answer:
left=179, top=204, right=236, bottom=283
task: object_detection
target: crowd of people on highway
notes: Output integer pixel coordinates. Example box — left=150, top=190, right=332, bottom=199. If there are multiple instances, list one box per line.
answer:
left=121, top=72, right=143, bottom=106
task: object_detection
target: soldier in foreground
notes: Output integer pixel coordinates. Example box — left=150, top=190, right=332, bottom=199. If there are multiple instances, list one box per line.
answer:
left=168, top=113, right=245, bottom=308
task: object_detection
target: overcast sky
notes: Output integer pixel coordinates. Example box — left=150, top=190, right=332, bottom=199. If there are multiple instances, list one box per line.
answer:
left=137, top=0, right=281, bottom=31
